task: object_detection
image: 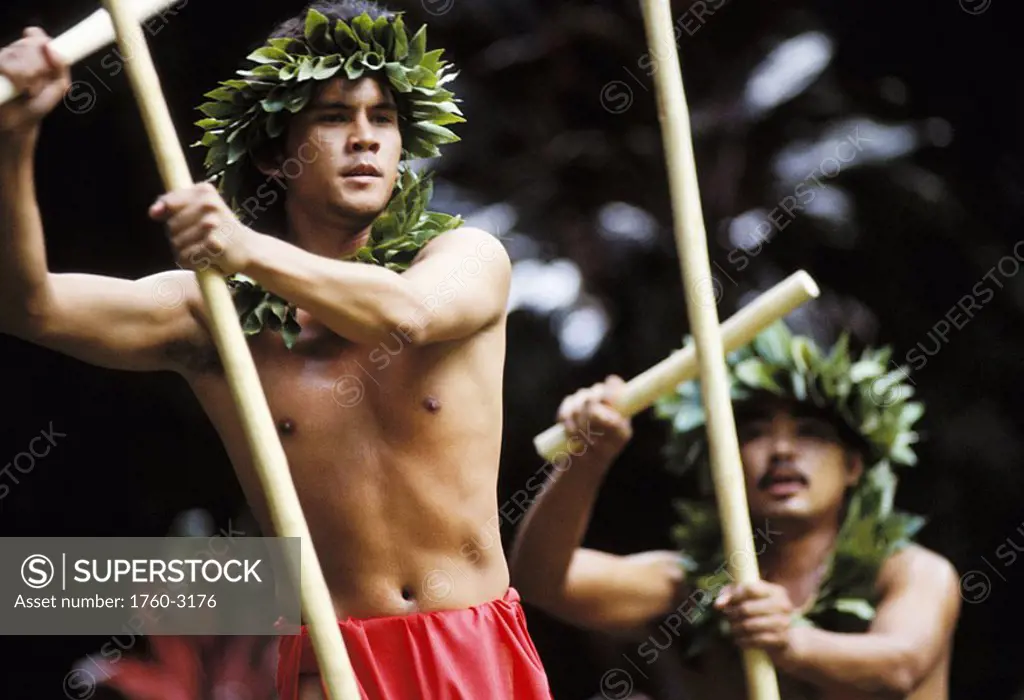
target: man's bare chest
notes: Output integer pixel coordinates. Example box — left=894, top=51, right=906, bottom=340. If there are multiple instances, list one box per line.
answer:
left=193, top=325, right=448, bottom=439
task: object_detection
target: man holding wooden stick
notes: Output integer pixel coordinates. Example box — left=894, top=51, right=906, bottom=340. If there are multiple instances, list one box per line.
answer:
left=0, top=2, right=552, bottom=698
left=511, top=323, right=960, bottom=699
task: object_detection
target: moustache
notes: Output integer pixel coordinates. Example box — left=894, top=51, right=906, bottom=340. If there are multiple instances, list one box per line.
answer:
left=757, top=459, right=809, bottom=489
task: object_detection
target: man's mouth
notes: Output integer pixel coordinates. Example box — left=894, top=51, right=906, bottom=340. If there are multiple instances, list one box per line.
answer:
left=342, top=163, right=382, bottom=177
left=758, top=468, right=809, bottom=497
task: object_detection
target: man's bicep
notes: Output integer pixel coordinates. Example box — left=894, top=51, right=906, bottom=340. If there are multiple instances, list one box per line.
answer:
left=870, top=547, right=961, bottom=676
left=33, top=271, right=209, bottom=373
left=402, top=228, right=511, bottom=343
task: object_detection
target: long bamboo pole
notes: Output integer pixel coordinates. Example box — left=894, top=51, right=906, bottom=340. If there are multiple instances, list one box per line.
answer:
left=99, top=1, right=359, bottom=697
left=637, top=0, right=782, bottom=697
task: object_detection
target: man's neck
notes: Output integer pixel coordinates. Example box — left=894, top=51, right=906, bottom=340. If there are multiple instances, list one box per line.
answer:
left=284, top=203, right=374, bottom=259
left=758, top=517, right=841, bottom=608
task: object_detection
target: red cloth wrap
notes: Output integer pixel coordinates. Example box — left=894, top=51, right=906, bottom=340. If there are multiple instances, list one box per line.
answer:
left=275, top=588, right=552, bottom=699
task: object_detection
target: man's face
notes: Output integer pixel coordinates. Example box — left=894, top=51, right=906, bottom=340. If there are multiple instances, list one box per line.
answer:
left=736, top=398, right=863, bottom=525
left=274, top=76, right=402, bottom=226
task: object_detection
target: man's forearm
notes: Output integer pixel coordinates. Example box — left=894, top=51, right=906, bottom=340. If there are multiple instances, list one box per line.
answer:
left=241, top=232, right=421, bottom=346
left=0, top=132, right=53, bottom=331
left=780, top=625, right=919, bottom=697
left=509, top=452, right=612, bottom=604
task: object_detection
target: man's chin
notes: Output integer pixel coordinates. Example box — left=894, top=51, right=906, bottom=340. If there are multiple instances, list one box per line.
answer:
left=750, top=495, right=813, bottom=521
left=328, top=197, right=389, bottom=226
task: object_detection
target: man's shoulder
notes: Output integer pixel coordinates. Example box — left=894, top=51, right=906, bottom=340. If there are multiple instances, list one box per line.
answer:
left=420, top=226, right=510, bottom=266
left=879, top=543, right=959, bottom=598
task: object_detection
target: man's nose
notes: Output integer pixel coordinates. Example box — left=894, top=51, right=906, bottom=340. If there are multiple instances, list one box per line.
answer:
left=769, top=433, right=796, bottom=459
left=350, top=137, right=380, bottom=153
left=348, top=118, right=380, bottom=153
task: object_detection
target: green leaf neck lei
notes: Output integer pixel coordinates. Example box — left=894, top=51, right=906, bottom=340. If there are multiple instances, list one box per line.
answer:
left=670, top=467, right=925, bottom=659
left=226, top=168, right=462, bottom=349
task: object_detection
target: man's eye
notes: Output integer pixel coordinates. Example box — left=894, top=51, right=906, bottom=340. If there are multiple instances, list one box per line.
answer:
left=798, top=421, right=836, bottom=439
left=320, top=114, right=348, bottom=123
left=738, top=424, right=767, bottom=442
left=372, top=113, right=396, bottom=124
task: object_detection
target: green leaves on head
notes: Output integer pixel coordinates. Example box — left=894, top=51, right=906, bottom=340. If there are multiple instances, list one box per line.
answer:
left=733, top=357, right=784, bottom=394
left=304, top=8, right=335, bottom=53
left=260, top=85, right=289, bottom=113
left=362, top=52, right=385, bottom=71
left=344, top=53, right=366, bottom=80
left=312, top=55, right=343, bottom=80
left=752, top=322, right=790, bottom=365
left=333, top=20, right=361, bottom=53
left=285, top=82, right=314, bottom=113
left=193, top=11, right=462, bottom=211
left=297, top=56, right=317, bottom=82
left=198, top=101, right=237, bottom=119
left=247, top=46, right=293, bottom=64
left=406, top=25, right=427, bottom=67
left=372, top=15, right=393, bottom=54
left=392, top=15, right=409, bottom=60
left=658, top=321, right=925, bottom=476
left=268, top=37, right=310, bottom=55
left=386, top=63, right=413, bottom=93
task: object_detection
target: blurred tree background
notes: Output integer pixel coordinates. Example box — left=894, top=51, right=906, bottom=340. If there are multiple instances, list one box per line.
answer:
left=0, top=0, right=1020, bottom=698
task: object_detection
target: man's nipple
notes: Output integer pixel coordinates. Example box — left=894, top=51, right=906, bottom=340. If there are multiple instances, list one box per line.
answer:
left=277, top=418, right=296, bottom=435
left=423, top=396, right=442, bottom=413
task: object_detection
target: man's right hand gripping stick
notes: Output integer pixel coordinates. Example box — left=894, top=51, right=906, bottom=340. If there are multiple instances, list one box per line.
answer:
left=0, top=0, right=181, bottom=106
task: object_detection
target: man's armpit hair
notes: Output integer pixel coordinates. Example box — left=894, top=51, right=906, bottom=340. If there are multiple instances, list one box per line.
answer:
left=164, top=337, right=222, bottom=375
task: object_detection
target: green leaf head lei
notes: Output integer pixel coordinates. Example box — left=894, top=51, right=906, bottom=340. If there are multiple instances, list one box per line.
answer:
left=190, top=4, right=465, bottom=347
left=653, top=321, right=927, bottom=654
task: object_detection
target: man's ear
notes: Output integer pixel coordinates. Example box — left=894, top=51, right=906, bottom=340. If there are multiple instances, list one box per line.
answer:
left=845, top=450, right=865, bottom=487
left=253, top=140, right=284, bottom=177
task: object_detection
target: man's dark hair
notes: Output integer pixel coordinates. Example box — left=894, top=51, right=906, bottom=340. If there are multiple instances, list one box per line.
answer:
left=230, top=0, right=396, bottom=237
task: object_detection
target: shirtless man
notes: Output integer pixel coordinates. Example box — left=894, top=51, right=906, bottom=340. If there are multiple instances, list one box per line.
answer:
left=510, top=328, right=961, bottom=699
left=0, top=3, right=550, bottom=698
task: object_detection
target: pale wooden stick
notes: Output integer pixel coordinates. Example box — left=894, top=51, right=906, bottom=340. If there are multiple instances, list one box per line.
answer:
left=0, top=0, right=181, bottom=105
left=637, top=0, right=782, bottom=697
left=99, top=1, right=360, bottom=698
left=533, top=270, right=818, bottom=460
